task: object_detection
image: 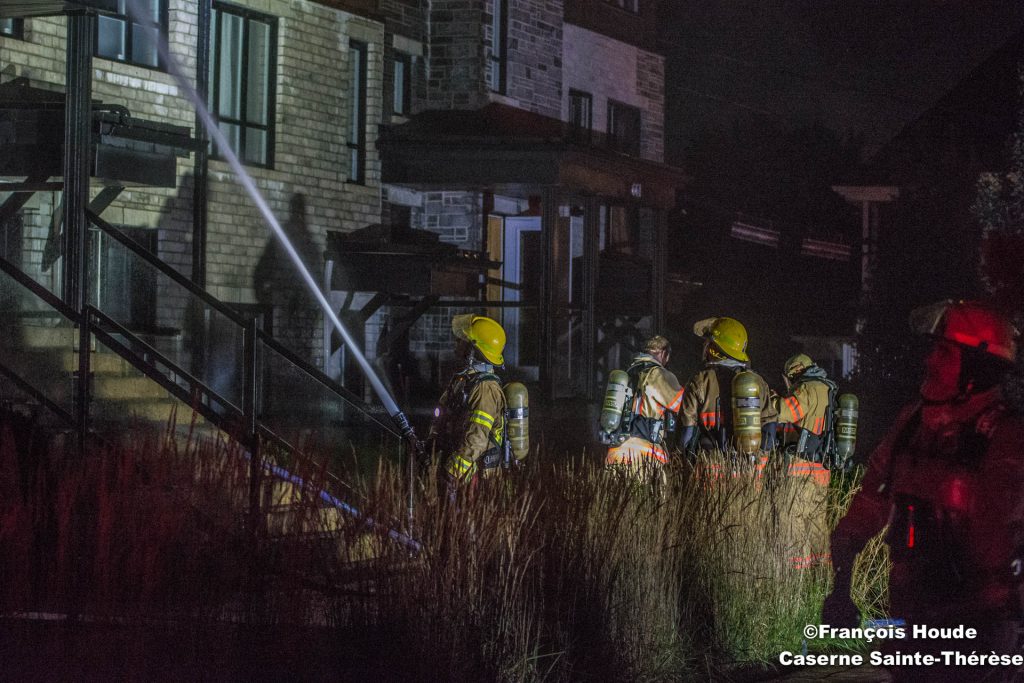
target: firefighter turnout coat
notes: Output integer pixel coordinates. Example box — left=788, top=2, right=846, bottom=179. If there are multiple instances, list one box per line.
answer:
left=772, top=366, right=833, bottom=436
left=432, top=365, right=507, bottom=481
left=680, top=365, right=778, bottom=450
left=605, top=353, right=685, bottom=468
left=833, top=388, right=1024, bottom=632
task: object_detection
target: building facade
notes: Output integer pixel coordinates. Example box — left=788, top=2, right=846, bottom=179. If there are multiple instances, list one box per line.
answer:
left=1, top=0, right=684, bottom=439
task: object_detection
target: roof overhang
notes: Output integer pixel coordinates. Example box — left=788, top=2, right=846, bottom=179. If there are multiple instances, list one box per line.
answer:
left=379, top=105, right=689, bottom=210
left=0, top=0, right=116, bottom=18
left=831, top=185, right=900, bottom=204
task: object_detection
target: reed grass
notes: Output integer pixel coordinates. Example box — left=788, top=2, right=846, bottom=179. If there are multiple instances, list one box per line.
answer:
left=0, top=416, right=889, bottom=680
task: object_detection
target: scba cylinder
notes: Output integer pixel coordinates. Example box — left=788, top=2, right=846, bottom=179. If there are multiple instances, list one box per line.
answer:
left=600, top=370, right=631, bottom=435
left=504, top=382, right=530, bottom=460
left=732, top=371, right=762, bottom=454
left=835, top=393, right=858, bottom=461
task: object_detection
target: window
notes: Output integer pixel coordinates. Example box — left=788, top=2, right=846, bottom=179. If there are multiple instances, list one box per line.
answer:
left=607, top=100, right=641, bottom=156
left=96, top=0, right=167, bottom=69
left=569, top=89, right=592, bottom=142
left=489, top=0, right=508, bottom=94
left=210, top=3, right=277, bottom=167
left=88, top=226, right=158, bottom=332
left=392, top=53, right=411, bottom=117
left=1, top=18, right=24, bottom=39
left=605, top=0, right=639, bottom=13
left=348, top=40, right=367, bottom=183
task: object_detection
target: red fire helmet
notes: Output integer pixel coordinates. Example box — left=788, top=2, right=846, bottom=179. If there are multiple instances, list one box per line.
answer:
left=910, top=300, right=1019, bottom=363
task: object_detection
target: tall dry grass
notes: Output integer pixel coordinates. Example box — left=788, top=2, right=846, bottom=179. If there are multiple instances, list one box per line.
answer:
left=344, top=454, right=890, bottom=681
left=0, top=415, right=889, bottom=680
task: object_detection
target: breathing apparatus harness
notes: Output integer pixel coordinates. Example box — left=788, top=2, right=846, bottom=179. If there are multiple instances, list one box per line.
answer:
left=599, top=355, right=667, bottom=446
left=786, top=365, right=840, bottom=463
left=431, top=360, right=505, bottom=470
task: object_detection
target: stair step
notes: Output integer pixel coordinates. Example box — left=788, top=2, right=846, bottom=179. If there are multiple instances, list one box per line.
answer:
left=57, top=351, right=130, bottom=375
left=18, top=325, right=96, bottom=351
left=92, top=398, right=206, bottom=425
left=92, top=376, right=174, bottom=400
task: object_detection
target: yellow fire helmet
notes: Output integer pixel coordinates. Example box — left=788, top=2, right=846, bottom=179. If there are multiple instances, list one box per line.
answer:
left=452, top=314, right=506, bottom=366
left=693, top=316, right=749, bottom=363
left=783, top=353, right=815, bottom=379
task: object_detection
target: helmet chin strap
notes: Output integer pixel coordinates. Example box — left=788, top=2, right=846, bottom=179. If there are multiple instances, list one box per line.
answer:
left=461, top=347, right=492, bottom=373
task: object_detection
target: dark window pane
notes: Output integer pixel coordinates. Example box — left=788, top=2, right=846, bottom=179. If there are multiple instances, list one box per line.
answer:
left=131, top=23, right=159, bottom=67
left=218, top=13, right=244, bottom=119
left=247, top=20, right=271, bottom=125
left=96, top=0, right=165, bottom=69
left=244, top=129, right=267, bottom=165
left=210, top=4, right=276, bottom=168
left=393, top=57, right=406, bottom=115
left=98, top=16, right=126, bottom=61
left=1, top=18, right=24, bottom=38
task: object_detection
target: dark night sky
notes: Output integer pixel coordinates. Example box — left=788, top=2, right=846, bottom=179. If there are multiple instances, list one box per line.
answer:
left=661, top=1, right=1024, bottom=158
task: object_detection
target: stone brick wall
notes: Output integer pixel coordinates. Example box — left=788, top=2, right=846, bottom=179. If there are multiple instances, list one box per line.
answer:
left=0, top=2, right=388, bottom=370
left=488, top=0, right=563, bottom=118
left=561, top=22, right=664, bottom=162
left=424, top=0, right=489, bottom=110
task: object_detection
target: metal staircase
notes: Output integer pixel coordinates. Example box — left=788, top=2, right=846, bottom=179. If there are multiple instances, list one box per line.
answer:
left=0, top=208, right=419, bottom=554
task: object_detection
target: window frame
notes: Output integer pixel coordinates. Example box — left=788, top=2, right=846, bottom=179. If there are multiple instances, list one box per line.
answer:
left=489, top=0, right=508, bottom=94
left=94, top=0, right=169, bottom=70
left=0, top=18, right=25, bottom=40
left=568, top=89, right=593, bottom=143
left=210, top=2, right=278, bottom=169
left=347, top=39, right=368, bottom=184
left=606, top=99, right=642, bottom=157
left=392, top=52, right=412, bottom=117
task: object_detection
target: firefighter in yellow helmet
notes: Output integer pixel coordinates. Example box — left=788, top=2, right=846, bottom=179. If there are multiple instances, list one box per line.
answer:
left=771, top=353, right=837, bottom=461
left=677, top=317, right=778, bottom=454
left=604, top=335, right=685, bottom=477
left=429, top=314, right=518, bottom=487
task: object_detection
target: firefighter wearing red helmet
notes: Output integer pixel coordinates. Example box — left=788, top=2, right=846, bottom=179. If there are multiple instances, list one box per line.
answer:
left=823, top=301, right=1023, bottom=673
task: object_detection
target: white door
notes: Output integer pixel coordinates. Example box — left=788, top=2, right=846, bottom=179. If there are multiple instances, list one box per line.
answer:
left=501, top=216, right=541, bottom=379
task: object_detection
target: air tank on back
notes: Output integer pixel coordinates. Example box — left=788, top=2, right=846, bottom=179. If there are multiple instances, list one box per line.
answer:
left=600, top=370, right=632, bottom=441
left=731, top=370, right=762, bottom=454
left=504, top=382, right=530, bottom=461
left=835, top=393, right=859, bottom=462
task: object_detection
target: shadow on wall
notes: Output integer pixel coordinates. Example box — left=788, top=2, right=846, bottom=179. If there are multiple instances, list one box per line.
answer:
left=254, top=193, right=322, bottom=360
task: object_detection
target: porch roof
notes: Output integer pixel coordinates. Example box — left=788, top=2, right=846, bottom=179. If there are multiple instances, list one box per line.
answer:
left=0, top=0, right=115, bottom=18
left=378, top=104, right=689, bottom=211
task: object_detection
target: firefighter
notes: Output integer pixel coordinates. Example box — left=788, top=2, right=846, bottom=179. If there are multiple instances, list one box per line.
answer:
left=604, top=335, right=685, bottom=477
left=771, top=353, right=836, bottom=461
left=823, top=301, right=1023, bottom=676
left=677, top=317, right=778, bottom=455
left=429, top=314, right=515, bottom=487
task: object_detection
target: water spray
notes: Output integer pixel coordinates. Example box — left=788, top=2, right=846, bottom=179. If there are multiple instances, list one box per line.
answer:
left=122, top=0, right=422, bottom=536
left=122, top=0, right=419, bottom=447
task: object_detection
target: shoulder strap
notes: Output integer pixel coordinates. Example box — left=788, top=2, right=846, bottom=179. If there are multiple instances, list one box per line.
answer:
left=466, top=371, right=501, bottom=388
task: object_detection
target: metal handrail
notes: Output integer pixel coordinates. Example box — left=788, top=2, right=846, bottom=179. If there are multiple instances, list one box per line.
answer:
left=256, top=328, right=399, bottom=439
left=0, top=255, right=79, bottom=321
left=86, top=209, right=248, bottom=327
left=0, top=360, right=76, bottom=427
left=86, top=305, right=245, bottom=421
left=86, top=208, right=396, bottom=437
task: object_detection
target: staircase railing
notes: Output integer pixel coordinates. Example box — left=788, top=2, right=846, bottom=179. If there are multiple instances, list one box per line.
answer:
left=0, top=225, right=419, bottom=552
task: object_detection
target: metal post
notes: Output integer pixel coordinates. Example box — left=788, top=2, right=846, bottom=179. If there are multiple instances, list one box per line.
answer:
left=582, top=197, right=600, bottom=399
left=540, top=188, right=558, bottom=396
left=243, top=317, right=261, bottom=533
left=652, top=208, right=667, bottom=333
left=76, top=309, right=92, bottom=455
left=192, top=0, right=212, bottom=289
left=62, top=13, right=95, bottom=312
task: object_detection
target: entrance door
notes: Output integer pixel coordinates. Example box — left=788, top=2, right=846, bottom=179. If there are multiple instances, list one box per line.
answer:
left=500, top=216, right=541, bottom=379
